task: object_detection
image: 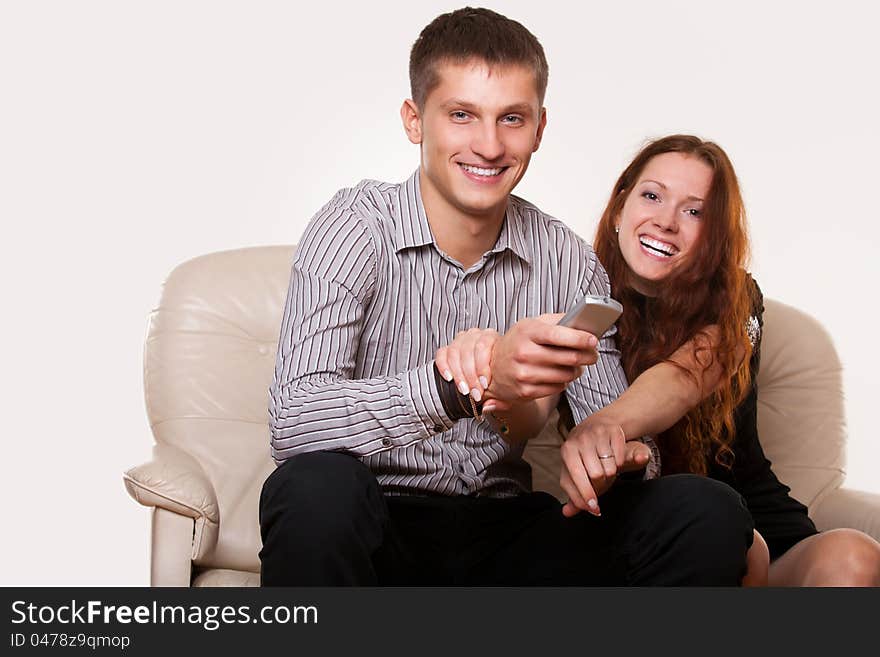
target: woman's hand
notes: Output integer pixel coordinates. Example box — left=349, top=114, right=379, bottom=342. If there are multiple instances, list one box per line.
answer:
left=559, top=418, right=651, bottom=517
left=434, top=328, right=512, bottom=412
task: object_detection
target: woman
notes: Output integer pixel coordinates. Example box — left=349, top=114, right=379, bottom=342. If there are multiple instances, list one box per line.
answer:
left=592, top=135, right=880, bottom=585
left=436, top=135, right=880, bottom=586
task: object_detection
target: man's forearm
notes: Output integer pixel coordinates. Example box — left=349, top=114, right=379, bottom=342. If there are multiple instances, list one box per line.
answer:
left=269, top=364, right=456, bottom=462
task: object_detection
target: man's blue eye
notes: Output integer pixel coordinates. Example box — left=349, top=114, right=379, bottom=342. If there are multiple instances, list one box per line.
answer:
left=452, top=111, right=468, bottom=120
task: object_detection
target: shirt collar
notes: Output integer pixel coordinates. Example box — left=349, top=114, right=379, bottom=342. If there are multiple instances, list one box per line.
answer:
left=394, top=169, right=434, bottom=251
left=491, top=197, right=531, bottom=264
left=394, top=168, right=532, bottom=265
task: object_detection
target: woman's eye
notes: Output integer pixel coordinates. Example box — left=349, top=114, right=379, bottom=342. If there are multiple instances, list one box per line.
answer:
left=642, top=191, right=659, bottom=201
left=686, top=208, right=702, bottom=217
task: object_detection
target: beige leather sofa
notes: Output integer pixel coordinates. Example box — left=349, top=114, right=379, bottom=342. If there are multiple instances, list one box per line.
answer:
left=124, top=245, right=880, bottom=586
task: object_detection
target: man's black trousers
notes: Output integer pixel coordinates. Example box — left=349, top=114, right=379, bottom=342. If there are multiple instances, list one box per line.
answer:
left=259, top=451, right=754, bottom=585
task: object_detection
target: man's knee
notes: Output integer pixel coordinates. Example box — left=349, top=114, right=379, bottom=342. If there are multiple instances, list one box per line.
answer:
left=667, top=473, right=750, bottom=522
left=627, top=474, right=753, bottom=585
left=668, top=474, right=753, bottom=575
left=657, top=474, right=753, bottom=537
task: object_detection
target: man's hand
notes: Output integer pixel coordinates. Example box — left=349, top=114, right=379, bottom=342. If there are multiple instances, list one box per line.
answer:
left=559, top=418, right=651, bottom=517
left=434, top=313, right=599, bottom=409
left=487, top=314, right=598, bottom=404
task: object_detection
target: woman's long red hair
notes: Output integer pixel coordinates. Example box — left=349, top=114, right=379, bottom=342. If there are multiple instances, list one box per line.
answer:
left=594, top=135, right=753, bottom=474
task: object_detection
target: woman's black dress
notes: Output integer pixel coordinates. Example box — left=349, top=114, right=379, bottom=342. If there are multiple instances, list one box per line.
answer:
left=704, top=278, right=818, bottom=560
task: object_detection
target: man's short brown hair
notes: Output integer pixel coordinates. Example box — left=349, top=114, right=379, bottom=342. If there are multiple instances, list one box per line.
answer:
left=409, top=7, right=549, bottom=109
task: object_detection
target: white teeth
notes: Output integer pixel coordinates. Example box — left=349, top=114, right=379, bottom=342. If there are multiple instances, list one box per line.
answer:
left=639, top=236, right=678, bottom=257
left=461, top=164, right=503, bottom=176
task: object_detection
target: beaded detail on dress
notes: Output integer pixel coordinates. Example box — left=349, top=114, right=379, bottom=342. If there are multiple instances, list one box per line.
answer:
left=746, top=314, right=761, bottom=348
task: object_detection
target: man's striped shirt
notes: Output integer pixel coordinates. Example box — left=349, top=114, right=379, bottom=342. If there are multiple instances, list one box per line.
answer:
left=269, top=169, right=634, bottom=497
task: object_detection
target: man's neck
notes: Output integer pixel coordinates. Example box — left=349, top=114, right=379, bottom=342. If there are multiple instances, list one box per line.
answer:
left=419, top=179, right=507, bottom=270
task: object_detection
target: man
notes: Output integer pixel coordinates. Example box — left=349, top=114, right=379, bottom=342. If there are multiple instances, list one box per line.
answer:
left=261, top=7, right=753, bottom=585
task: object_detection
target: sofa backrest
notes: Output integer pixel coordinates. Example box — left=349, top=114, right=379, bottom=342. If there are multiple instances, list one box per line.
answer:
left=144, top=246, right=846, bottom=571
left=754, top=298, right=846, bottom=505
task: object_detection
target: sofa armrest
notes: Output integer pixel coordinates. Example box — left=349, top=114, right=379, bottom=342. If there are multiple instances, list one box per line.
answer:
left=811, top=487, right=880, bottom=543
left=123, top=444, right=219, bottom=561
left=151, top=508, right=195, bottom=586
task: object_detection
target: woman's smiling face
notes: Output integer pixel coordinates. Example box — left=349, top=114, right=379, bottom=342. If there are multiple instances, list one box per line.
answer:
left=615, top=151, right=714, bottom=295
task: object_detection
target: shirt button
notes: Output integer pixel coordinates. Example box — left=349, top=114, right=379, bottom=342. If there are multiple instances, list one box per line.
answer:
left=433, top=425, right=444, bottom=433
left=382, top=438, right=392, bottom=447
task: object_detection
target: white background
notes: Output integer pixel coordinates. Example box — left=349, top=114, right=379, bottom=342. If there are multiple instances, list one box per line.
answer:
left=1, top=0, right=877, bottom=585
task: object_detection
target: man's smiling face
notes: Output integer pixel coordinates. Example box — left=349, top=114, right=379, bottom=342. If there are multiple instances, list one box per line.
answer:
left=402, top=59, right=546, bottom=223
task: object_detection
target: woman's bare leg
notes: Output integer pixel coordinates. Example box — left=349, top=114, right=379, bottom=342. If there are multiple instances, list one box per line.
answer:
left=768, top=528, right=880, bottom=586
left=742, top=529, right=769, bottom=587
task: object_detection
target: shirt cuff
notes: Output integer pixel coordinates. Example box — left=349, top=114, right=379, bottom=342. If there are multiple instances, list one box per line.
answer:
left=637, top=435, right=662, bottom=479
left=405, top=362, right=457, bottom=437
